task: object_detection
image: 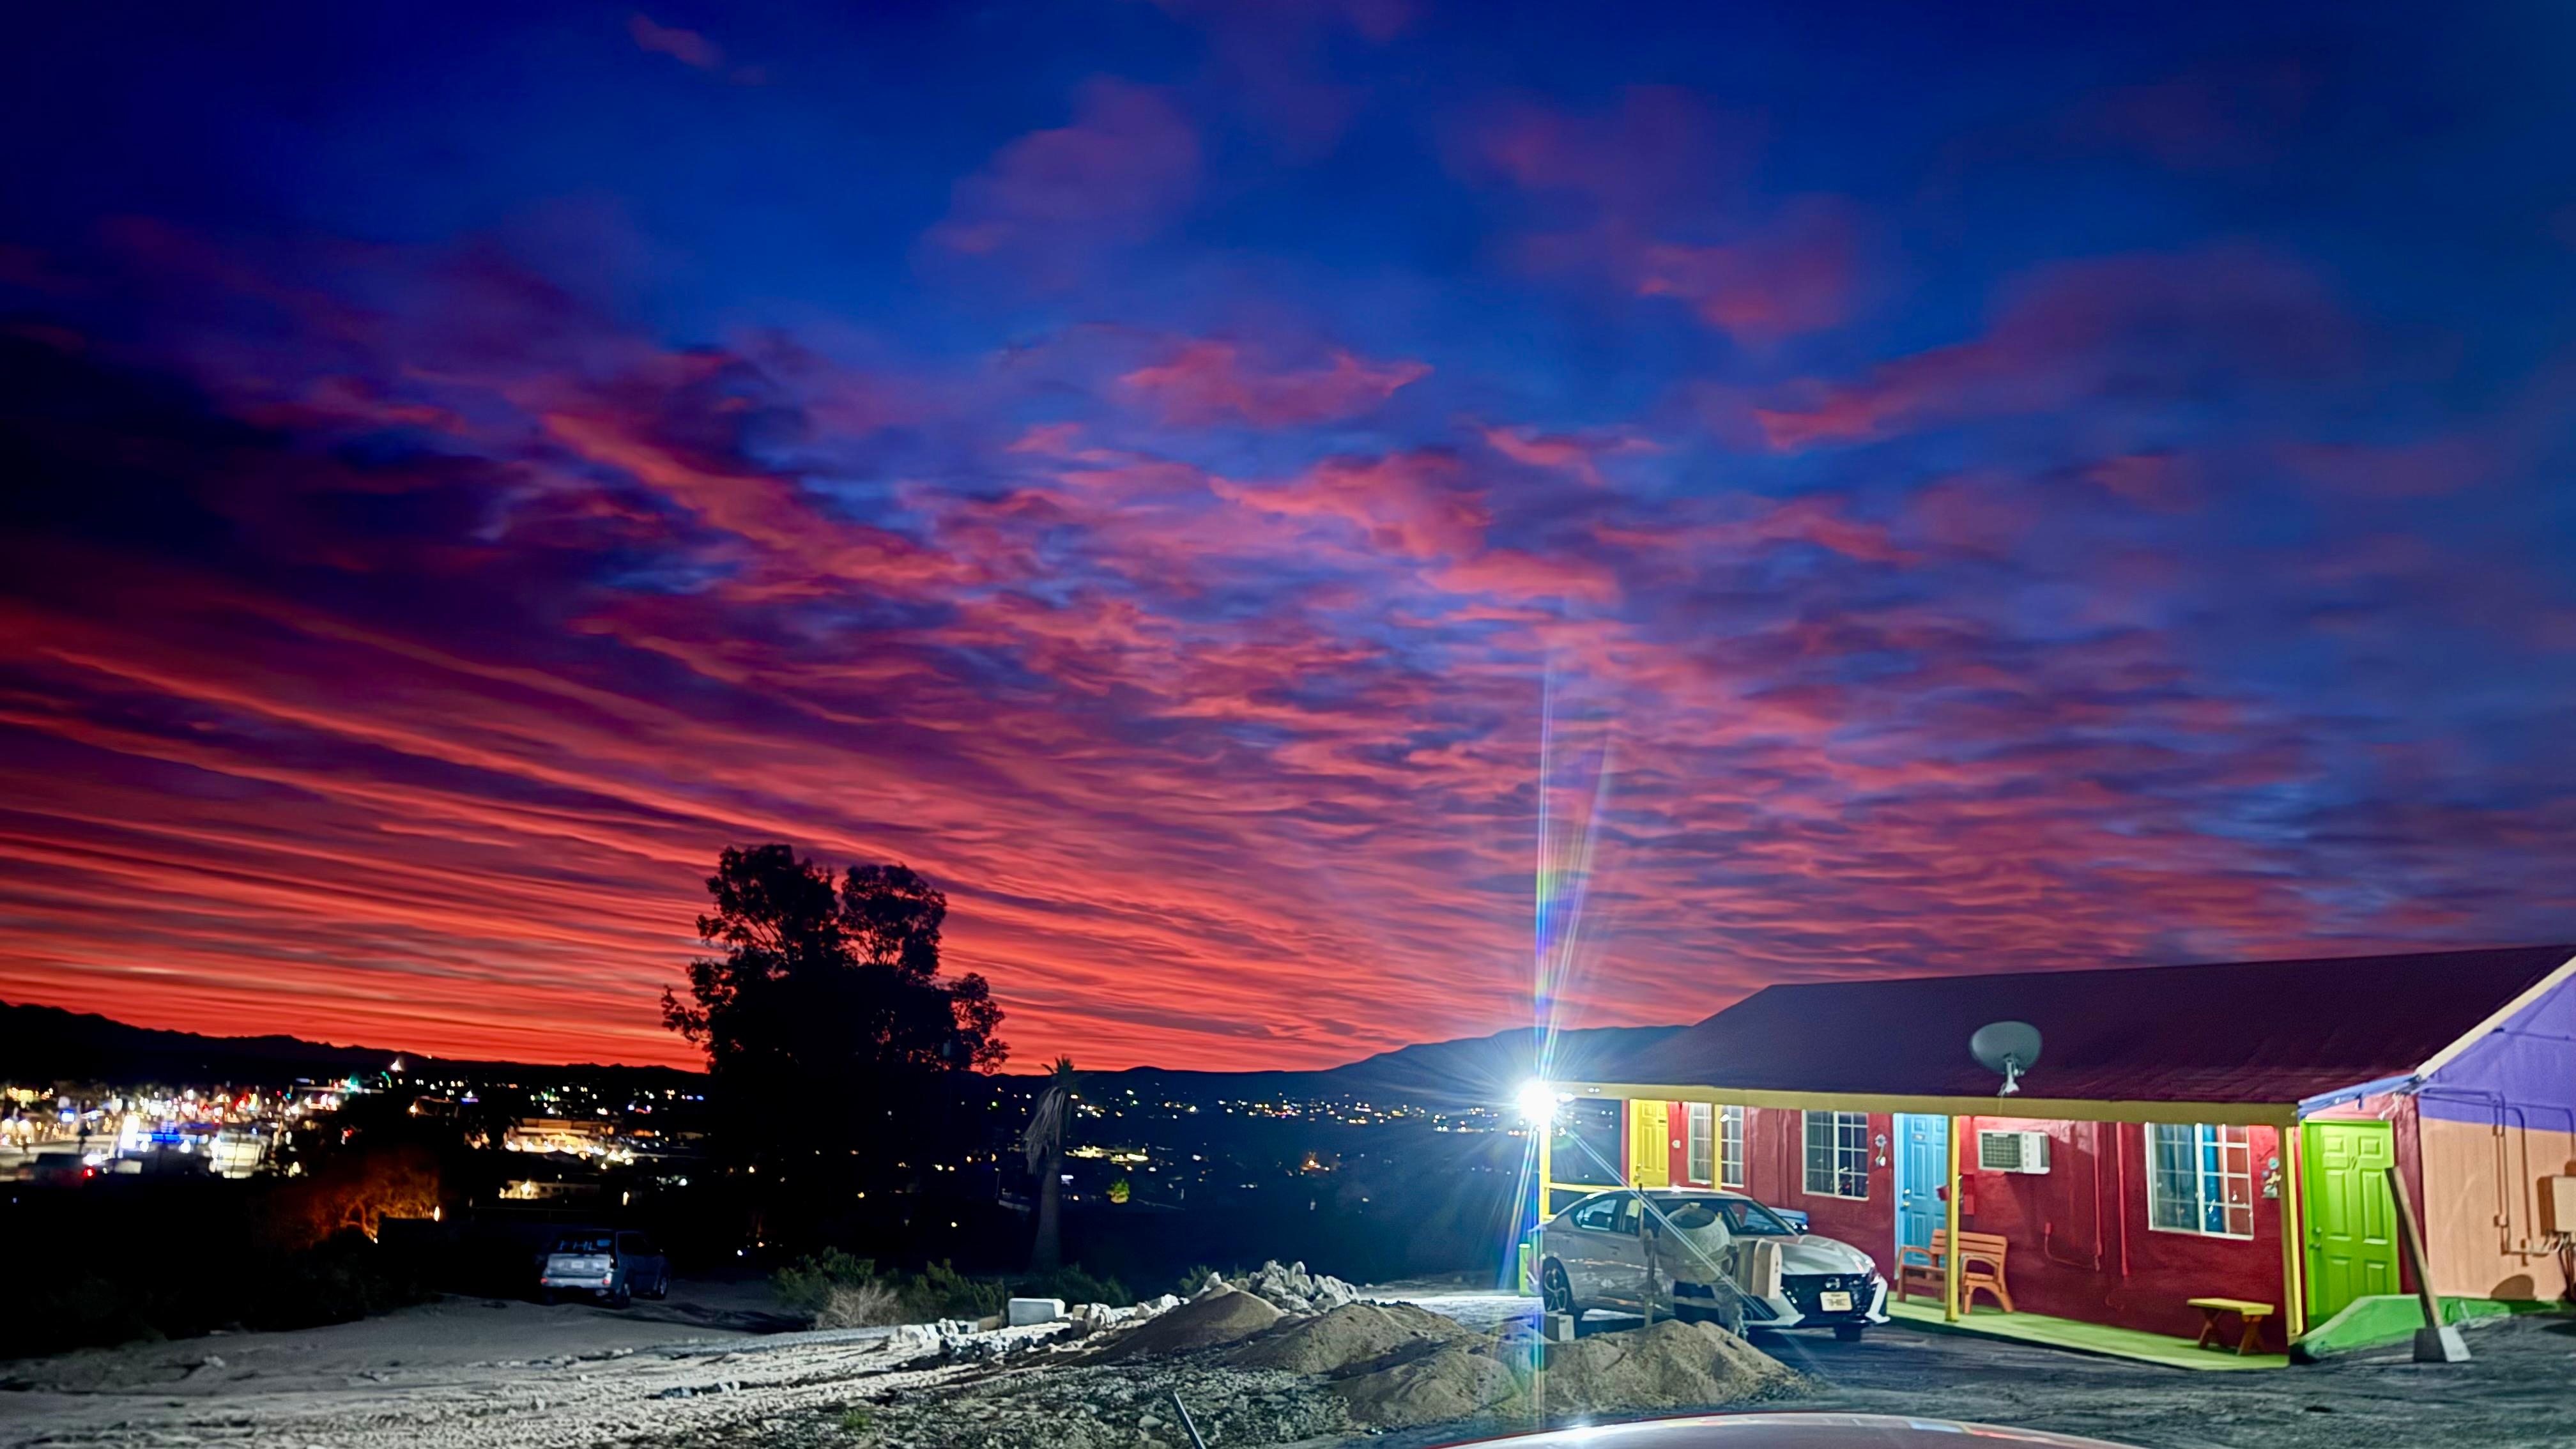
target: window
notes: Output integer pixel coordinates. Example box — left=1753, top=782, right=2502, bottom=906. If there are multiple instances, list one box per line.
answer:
left=1568, top=1195, right=1622, bottom=1232
left=1802, top=1110, right=1870, bottom=1199
left=1684, top=1105, right=1747, bottom=1188
left=2148, top=1123, right=2255, bottom=1238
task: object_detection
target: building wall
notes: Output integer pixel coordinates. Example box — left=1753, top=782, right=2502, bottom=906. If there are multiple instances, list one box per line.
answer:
left=1950, top=1116, right=2290, bottom=1345
left=1738, top=1106, right=1896, bottom=1271
left=1646, top=1100, right=2292, bottom=1344
left=2414, top=972, right=2576, bottom=1302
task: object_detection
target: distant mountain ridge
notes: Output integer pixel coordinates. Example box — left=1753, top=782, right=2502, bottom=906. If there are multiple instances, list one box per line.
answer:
left=0, top=1000, right=1687, bottom=1104
left=0, top=1001, right=695, bottom=1089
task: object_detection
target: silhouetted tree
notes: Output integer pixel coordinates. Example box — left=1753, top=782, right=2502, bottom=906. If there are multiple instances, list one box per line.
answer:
left=663, top=845, right=1006, bottom=1238
left=1022, top=1056, right=1077, bottom=1271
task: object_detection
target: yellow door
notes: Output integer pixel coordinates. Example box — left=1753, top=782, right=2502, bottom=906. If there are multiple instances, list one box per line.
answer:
left=1629, top=1101, right=1671, bottom=1187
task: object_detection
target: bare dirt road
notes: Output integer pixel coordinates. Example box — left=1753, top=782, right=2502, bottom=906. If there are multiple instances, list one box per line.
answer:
left=6, top=1282, right=2575, bottom=1449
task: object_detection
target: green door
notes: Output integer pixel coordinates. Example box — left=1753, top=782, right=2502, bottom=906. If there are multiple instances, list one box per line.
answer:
left=2301, top=1121, right=2400, bottom=1322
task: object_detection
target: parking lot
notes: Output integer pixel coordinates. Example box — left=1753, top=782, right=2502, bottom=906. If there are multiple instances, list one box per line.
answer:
left=1755, top=1311, right=2576, bottom=1449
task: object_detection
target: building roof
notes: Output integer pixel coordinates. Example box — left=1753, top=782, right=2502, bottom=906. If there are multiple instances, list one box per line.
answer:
left=1612, top=945, right=2576, bottom=1108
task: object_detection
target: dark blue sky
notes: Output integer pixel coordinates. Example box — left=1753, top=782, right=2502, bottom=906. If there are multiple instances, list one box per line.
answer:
left=3, top=1, right=2572, bottom=1067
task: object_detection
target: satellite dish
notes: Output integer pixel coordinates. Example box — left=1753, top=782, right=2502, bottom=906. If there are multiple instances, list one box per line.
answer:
left=1970, top=1021, right=2043, bottom=1096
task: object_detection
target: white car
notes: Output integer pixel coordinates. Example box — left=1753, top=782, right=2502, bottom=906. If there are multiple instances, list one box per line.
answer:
left=1529, top=1189, right=1888, bottom=1340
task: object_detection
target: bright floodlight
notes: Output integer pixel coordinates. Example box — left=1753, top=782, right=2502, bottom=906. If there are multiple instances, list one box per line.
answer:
left=1515, top=1079, right=1558, bottom=1123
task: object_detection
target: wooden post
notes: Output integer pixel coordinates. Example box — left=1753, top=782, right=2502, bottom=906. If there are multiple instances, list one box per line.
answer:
left=2386, top=1162, right=2469, bottom=1361
left=2386, top=1163, right=2441, bottom=1327
left=1944, top=1115, right=1963, bottom=1322
left=2278, top=1127, right=2306, bottom=1340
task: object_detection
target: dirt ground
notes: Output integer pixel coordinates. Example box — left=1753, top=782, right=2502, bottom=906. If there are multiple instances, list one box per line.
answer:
left=5, top=1281, right=2573, bottom=1448
left=1761, top=1311, right=2576, bottom=1449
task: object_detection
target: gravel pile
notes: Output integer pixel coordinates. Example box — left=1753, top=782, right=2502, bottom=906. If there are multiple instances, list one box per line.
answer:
left=1205, top=1261, right=1361, bottom=1314
left=845, top=1361, right=1351, bottom=1449
left=1092, top=1288, right=1284, bottom=1361
left=1223, top=1301, right=1478, bottom=1376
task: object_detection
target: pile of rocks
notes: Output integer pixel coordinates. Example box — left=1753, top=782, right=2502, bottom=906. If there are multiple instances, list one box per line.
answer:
left=878, top=1294, right=1186, bottom=1365
left=841, top=1361, right=1349, bottom=1449
left=1201, top=1260, right=1361, bottom=1314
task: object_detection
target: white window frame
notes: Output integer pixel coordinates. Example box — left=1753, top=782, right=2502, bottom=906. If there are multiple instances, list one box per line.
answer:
left=1802, top=1110, right=1870, bottom=1199
left=2147, top=1123, right=2255, bottom=1239
left=1684, top=1103, right=1715, bottom=1186
left=1719, top=1104, right=1746, bottom=1189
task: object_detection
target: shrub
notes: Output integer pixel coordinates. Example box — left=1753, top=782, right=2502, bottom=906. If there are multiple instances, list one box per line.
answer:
left=1016, top=1264, right=1132, bottom=1308
left=908, top=1259, right=1007, bottom=1319
left=816, top=1280, right=908, bottom=1328
left=774, top=1248, right=881, bottom=1320
left=1176, top=1263, right=1227, bottom=1298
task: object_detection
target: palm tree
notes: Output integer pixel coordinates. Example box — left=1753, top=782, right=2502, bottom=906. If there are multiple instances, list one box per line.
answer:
left=1022, top=1056, right=1077, bottom=1271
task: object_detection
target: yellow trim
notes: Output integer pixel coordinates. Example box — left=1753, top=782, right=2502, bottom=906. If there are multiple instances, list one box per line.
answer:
left=1535, top=1112, right=1552, bottom=1220
left=1557, top=1080, right=2299, bottom=1129
left=1943, top=1114, right=1963, bottom=1322
left=2408, top=951, right=2576, bottom=1082
left=2280, top=1127, right=2306, bottom=1338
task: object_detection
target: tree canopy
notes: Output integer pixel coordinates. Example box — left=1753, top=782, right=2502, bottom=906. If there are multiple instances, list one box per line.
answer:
left=662, top=845, right=1007, bottom=1234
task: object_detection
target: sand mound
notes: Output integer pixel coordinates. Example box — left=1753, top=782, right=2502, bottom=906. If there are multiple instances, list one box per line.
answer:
left=1330, top=1318, right=1803, bottom=1430
left=1331, top=1342, right=1523, bottom=1427
left=1224, top=1301, right=1476, bottom=1376
left=1092, top=1287, right=1283, bottom=1361
left=1542, top=1318, right=1805, bottom=1415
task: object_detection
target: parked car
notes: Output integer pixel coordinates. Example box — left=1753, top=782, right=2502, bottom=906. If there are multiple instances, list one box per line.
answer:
left=537, top=1228, right=669, bottom=1307
left=1528, top=1188, right=1887, bottom=1339
left=1439, top=1412, right=2132, bottom=1446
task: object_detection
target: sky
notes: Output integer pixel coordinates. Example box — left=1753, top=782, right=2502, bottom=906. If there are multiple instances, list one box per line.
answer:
left=3, top=1, right=2574, bottom=1072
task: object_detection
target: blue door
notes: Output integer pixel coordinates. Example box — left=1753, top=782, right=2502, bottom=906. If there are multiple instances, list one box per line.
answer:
left=1894, top=1114, right=1948, bottom=1256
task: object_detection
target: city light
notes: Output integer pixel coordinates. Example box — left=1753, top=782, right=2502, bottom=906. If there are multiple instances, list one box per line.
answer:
left=1514, top=1079, right=1558, bottom=1124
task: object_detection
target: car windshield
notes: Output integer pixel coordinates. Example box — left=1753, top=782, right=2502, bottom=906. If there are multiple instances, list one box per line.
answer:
left=1651, top=1195, right=1799, bottom=1236
left=1715, top=1199, right=1799, bottom=1236
left=553, top=1233, right=613, bottom=1255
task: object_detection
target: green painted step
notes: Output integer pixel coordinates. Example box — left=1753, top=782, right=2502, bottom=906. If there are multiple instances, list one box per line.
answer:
left=2288, top=1293, right=2568, bottom=1361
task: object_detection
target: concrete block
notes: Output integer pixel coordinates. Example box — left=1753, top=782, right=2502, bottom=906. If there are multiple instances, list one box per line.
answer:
left=2413, top=1324, right=2471, bottom=1363
left=1007, top=1296, right=1067, bottom=1327
left=1542, top=1311, right=1578, bottom=1343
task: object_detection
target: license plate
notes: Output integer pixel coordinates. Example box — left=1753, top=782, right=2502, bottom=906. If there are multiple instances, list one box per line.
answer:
left=1818, top=1291, right=1853, bottom=1313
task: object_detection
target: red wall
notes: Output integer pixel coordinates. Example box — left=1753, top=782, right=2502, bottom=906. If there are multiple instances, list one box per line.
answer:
left=1738, top=1106, right=1898, bottom=1272
left=1952, top=1116, right=2290, bottom=1346
left=1673, top=1104, right=2291, bottom=1346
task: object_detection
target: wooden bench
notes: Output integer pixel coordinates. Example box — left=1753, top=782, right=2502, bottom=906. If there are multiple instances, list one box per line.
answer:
left=1895, top=1229, right=2015, bottom=1313
left=2188, top=1296, right=2274, bottom=1355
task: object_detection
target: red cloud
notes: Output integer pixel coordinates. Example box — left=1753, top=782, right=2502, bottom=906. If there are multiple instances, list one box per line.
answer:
left=629, top=14, right=721, bottom=70
left=930, top=80, right=1200, bottom=268
left=1213, top=449, right=1489, bottom=558
left=1753, top=246, right=2352, bottom=448
left=1480, top=426, right=1657, bottom=488
left=1634, top=201, right=1858, bottom=341
left=1469, top=93, right=1858, bottom=341
left=1119, top=341, right=1427, bottom=427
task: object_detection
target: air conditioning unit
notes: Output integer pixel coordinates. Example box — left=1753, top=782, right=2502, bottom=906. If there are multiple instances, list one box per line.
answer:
left=1978, top=1129, right=2051, bottom=1174
left=2540, top=1176, right=2576, bottom=1236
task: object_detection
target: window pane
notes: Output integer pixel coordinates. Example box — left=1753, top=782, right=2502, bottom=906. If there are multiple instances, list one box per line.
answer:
left=1720, top=1105, right=1745, bottom=1188
left=1837, top=1113, right=1869, bottom=1198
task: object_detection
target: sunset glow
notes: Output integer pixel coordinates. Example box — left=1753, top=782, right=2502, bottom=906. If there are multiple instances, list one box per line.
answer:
left=4, top=3, right=2573, bottom=1071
